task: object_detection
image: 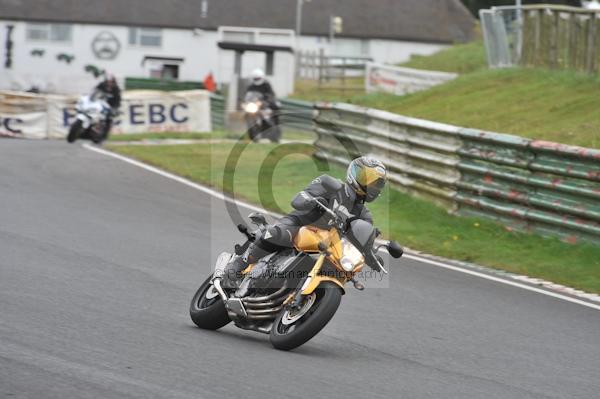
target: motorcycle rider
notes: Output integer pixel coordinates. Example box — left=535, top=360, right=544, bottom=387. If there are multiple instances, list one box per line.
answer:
left=223, top=156, right=387, bottom=290
left=94, top=73, right=121, bottom=137
left=245, top=68, right=280, bottom=126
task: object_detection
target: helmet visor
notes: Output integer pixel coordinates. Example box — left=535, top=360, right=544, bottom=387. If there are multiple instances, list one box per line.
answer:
left=351, top=164, right=386, bottom=200
left=365, top=177, right=386, bottom=202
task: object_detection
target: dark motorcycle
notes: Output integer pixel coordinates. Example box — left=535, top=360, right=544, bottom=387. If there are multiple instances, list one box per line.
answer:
left=242, top=91, right=281, bottom=143
left=189, top=178, right=403, bottom=350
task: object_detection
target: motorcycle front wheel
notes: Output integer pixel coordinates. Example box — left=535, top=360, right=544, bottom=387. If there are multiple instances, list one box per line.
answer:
left=189, top=276, right=231, bottom=330
left=270, top=282, right=342, bottom=351
left=67, top=120, right=83, bottom=143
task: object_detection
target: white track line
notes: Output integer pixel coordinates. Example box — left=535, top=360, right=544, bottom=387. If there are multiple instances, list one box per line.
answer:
left=84, top=143, right=600, bottom=311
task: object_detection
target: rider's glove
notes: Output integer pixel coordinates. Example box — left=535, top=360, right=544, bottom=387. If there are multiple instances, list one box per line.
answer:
left=314, top=196, right=329, bottom=209
left=335, top=205, right=352, bottom=231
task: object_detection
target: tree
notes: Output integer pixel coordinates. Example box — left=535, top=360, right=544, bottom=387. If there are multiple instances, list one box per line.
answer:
left=461, top=0, right=582, bottom=17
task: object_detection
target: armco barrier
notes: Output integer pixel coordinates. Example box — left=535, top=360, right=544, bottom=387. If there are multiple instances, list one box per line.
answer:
left=210, top=93, right=226, bottom=131
left=314, top=102, right=461, bottom=209
left=280, top=98, right=314, bottom=133
left=313, top=102, right=600, bottom=244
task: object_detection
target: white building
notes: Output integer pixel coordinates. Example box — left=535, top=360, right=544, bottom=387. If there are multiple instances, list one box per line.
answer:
left=0, top=0, right=474, bottom=96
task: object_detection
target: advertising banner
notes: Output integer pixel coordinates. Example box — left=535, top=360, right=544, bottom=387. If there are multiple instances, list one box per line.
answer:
left=0, top=90, right=212, bottom=139
left=365, top=62, right=457, bottom=96
left=0, top=111, right=47, bottom=139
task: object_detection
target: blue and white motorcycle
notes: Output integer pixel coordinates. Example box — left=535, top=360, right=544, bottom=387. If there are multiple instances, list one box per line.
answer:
left=67, top=91, right=113, bottom=144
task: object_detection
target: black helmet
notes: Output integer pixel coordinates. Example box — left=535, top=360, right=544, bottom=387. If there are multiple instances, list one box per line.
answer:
left=346, top=156, right=387, bottom=202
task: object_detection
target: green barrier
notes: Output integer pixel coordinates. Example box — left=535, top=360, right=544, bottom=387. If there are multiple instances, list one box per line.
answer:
left=210, top=94, right=225, bottom=131
left=312, top=102, right=600, bottom=244
left=457, top=130, right=600, bottom=244
left=125, top=77, right=204, bottom=92
left=280, top=98, right=314, bottom=133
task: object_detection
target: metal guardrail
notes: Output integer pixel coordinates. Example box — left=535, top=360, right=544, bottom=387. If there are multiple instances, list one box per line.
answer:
left=314, top=102, right=600, bottom=244
left=280, top=98, right=314, bottom=133
left=210, top=93, right=226, bottom=131
left=314, top=103, right=461, bottom=209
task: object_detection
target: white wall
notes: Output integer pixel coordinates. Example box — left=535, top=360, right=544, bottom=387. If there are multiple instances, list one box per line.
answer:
left=0, top=21, right=221, bottom=94
left=0, top=19, right=449, bottom=96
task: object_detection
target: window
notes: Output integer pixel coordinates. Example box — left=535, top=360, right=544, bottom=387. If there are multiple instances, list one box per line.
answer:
left=27, top=23, right=49, bottom=41
left=128, top=28, right=162, bottom=47
left=26, top=23, right=72, bottom=42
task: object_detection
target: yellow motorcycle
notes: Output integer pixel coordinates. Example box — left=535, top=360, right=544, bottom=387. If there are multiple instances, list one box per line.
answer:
left=189, top=184, right=403, bottom=350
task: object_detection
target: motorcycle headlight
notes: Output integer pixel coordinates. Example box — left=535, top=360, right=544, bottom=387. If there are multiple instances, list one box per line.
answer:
left=339, top=238, right=364, bottom=272
left=244, top=102, right=259, bottom=114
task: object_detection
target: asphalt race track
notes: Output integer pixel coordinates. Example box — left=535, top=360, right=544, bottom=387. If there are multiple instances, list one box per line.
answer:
left=1, top=140, right=599, bottom=399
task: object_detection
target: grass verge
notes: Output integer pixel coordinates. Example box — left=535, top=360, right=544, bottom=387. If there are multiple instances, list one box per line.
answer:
left=107, top=141, right=600, bottom=294
left=401, top=40, right=487, bottom=74
left=109, top=131, right=217, bottom=142
left=109, top=130, right=316, bottom=142
left=292, top=68, right=600, bottom=148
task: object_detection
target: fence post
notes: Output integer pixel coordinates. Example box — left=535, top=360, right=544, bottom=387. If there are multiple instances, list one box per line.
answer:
left=341, top=57, right=346, bottom=94
left=534, top=9, right=542, bottom=65
left=586, top=12, right=597, bottom=74
left=318, top=48, right=324, bottom=88
left=568, top=12, right=577, bottom=70
left=550, top=10, right=559, bottom=69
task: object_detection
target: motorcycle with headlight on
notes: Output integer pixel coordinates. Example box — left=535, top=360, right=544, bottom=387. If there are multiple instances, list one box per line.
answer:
left=242, top=91, right=281, bottom=143
left=189, top=178, right=403, bottom=351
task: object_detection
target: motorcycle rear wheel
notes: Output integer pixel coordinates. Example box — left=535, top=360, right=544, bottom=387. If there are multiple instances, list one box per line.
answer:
left=189, top=276, right=231, bottom=330
left=270, top=282, right=342, bottom=351
left=67, top=120, right=83, bottom=143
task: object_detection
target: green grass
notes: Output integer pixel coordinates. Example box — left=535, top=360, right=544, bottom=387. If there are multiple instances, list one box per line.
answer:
left=107, top=142, right=600, bottom=294
left=109, top=130, right=316, bottom=142
left=401, top=40, right=487, bottom=74
left=108, top=131, right=217, bottom=142
left=292, top=68, right=600, bottom=148
left=292, top=78, right=365, bottom=103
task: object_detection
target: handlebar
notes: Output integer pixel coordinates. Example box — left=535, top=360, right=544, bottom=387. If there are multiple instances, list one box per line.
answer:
left=310, top=196, right=338, bottom=220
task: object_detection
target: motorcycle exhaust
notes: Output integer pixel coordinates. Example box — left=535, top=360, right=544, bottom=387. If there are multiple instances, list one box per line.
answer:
left=211, top=252, right=250, bottom=318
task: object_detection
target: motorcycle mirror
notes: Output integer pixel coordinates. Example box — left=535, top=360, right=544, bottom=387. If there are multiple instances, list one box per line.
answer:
left=387, top=241, right=404, bottom=258
left=248, top=212, right=267, bottom=226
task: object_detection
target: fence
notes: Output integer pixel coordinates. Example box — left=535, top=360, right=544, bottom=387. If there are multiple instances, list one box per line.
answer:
left=313, top=102, right=600, bottom=244
left=481, top=5, right=600, bottom=73
left=296, top=50, right=370, bottom=93
left=365, top=62, right=457, bottom=96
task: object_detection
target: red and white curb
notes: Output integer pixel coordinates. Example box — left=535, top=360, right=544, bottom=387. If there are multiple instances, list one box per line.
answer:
left=83, top=143, right=600, bottom=311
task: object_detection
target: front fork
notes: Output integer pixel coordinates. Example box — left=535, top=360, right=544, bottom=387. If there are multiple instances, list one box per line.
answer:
left=289, top=253, right=345, bottom=308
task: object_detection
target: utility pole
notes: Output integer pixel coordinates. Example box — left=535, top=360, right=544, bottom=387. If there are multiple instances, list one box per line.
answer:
left=296, top=0, right=311, bottom=37
left=329, top=16, right=343, bottom=52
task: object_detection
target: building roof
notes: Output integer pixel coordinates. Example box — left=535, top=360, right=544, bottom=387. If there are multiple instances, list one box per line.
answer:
left=0, top=0, right=475, bottom=43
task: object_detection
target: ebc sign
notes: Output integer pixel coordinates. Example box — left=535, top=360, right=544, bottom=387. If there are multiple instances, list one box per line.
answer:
left=61, top=102, right=191, bottom=133
left=48, top=90, right=212, bottom=137
left=0, top=112, right=47, bottom=139
left=0, top=116, right=23, bottom=134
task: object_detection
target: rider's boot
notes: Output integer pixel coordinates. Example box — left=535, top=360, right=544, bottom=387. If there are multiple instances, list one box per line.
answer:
left=221, top=242, right=271, bottom=290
